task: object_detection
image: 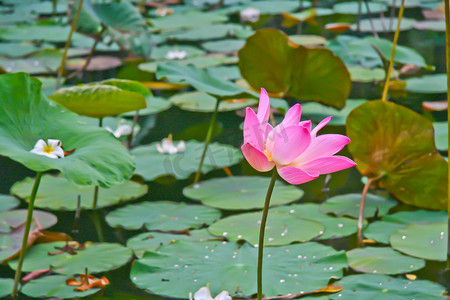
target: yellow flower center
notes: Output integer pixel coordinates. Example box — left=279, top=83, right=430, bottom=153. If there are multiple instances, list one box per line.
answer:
left=264, top=142, right=273, bottom=162
left=43, top=144, right=54, bottom=154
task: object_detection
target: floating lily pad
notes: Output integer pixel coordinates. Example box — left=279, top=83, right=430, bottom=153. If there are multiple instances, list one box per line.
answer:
left=209, top=211, right=323, bottom=246
left=0, top=278, right=13, bottom=298
left=11, top=175, right=147, bottom=210
left=390, top=222, right=447, bottom=261
left=207, top=65, right=241, bottom=81
left=127, top=229, right=218, bottom=258
left=272, top=204, right=360, bottom=239
left=244, top=1, right=302, bottom=14
left=149, top=11, right=228, bottom=30
left=0, top=209, right=57, bottom=233
left=0, top=73, right=135, bottom=187
left=330, top=274, right=446, bottom=299
left=140, top=56, right=226, bottom=73
left=0, top=42, right=45, bottom=58
left=131, top=240, right=347, bottom=298
left=9, top=242, right=132, bottom=275
left=0, top=195, right=19, bottom=212
left=405, top=74, right=447, bottom=94
left=347, top=100, right=448, bottom=210
left=301, top=99, right=367, bottom=126
left=433, top=122, right=448, bottom=151
left=351, top=18, right=416, bottom=32
left=346, top=247, right=425, bottom=275
left=163, top=24, right=253, bottom=41
left=238, top=29, right=350, bottom=109
left=289, top=35, right=327, bottom=46
left=169, top=91, right=256, bottom=112
left=0, top=49, right=63, bottom=74
left=183, top=176, right=303, bottom=210
left=319, top=193, right=396, bottom=219
left=156, top=63, right=258, bottom=100
left=122, top=96, right=171, bottom=117
left=201, top=39, right=246, bottom=53
left=0, top=24, right=84, bottom=43
left=364, top=221, right=406, bottom=244
left=106, top=201, right=220, bottom=231
left=150, top=45, right=205, bottom=60
left=132, top=140, right=242, bottom=181
left=348, top=66, right=386, bottom=83
left=333, top=1, right=387, bottom=15
left=21, top=275, right=102, bottom=299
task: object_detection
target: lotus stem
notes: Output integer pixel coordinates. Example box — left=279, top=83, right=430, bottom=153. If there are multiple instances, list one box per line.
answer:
left=127, top=110, right=139, bottom=150
left=56, top=0, right=84, bottom=89
left=92, top=117, right=103, bottom=209
left=193, top=99, right=220, bottom=185
left=357, top=175, right=382, bottom=247
left=381, top=0, right=405, bottom=102
left=12, top=172, right=43, bottom=297
left=257, top=169, right=278, bottom=300
left=89, top=211, right=104, bottom=243
left=444, top=0, right=450, bottom=268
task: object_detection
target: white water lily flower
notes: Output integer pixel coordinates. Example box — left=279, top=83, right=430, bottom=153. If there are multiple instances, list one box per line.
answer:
left=189, top=286, right=232, bottom=300
left=30, top=139, right=64, bottom=159
left=105, top=123, right=133, bottom=138
left=165, top=49, right=188, bottom=60
left=240, top=7, right=260, bottom=23
left=156, top=134, right=185, bottom=154
left=156, top=7, right=173, bottom=16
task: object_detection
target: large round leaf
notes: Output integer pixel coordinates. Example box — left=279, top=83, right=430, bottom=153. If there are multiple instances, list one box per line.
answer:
left=0, top=194, right=19, bottom=212
left=208, top=211, right=324, bottom=246
left=131, top=140, right=242, bottom=181
left=433, top=122, right=448, bottom=151
left=330, top=274, right=446, bottom=299
left=273, top=204, right=360, bottom=239
left=11, top=175, right=147, bottom=210
left=106, top=201, right=220, bottom=231
left=346, top=247, right=425, bottom=275
left=8, top=242, right=132, bottom=274
left=21, top=275, right=102, bottom=299
left=0, top=73, right=135, bottom=187
left=390, top=222, right=447, bottom=261
left=169, top=91, right=257, bottom=112
left=238, top=29, right=350, bottom=108
left=319, top=193, right=396, bottom=218
left=0, top=278, right=13, bottom=298
left=404, top=74, right=447, bottom=94
left=50, top=80, right=147, bottom=117
left=183, top=176, right=303, bottom=210
left=127, top=229, right=218, bottom=258
left=131, top=240, right=347, bottom=298
left=346, top=100, right=447, bottom=210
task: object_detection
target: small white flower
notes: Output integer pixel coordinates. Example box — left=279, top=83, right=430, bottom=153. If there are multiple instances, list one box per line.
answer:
left=156, top=7, right=173, bottom=17
left=156, top=134, right=185, bottom=154
left=105, top=119, right=136, bottom=138
left=30, top=139, right=64, bottom=159
left=240, top=7, right=260, bottom=23
left=165, top=49, right=188, bottom=60
left=189, top=286, right=232, bottom=300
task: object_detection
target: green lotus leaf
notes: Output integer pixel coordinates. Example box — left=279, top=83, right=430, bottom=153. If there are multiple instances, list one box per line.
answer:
left=330, top=274, right=446, bottom=299
left=346, top=100, right=448, bottom=210
left=170, top=91, right=257, bottom=112
left=207, top=65, right=242, bottom=81
left=156, top=63, right=258, bottom=100
left=319, top=193, right=396, bottom=218
left=0, top=209, right=56, bottom=233
left=0, top=73, right=135, bottom=187
left=0, top=42, right=44, bottom=58
left=21, top=275, right=101, bottom=299
left=365, top=209, right=448, bottom=244
left=149, top=10, right=227, bottom=30
left=162, top=24, right=253, bottom=41
left=208, top=211, right=324, bottom=246
left=127, top=229, right=218, bottom=258
left=272, top=204, right=361, bottom=239
left=351, top=18, right=416, bottom=32
left=183, top=176, right=303, bottom=210
left=301, top=99, right=367, bottom=126
left=50, top=79, right=147, bottom=118
left=122, top=96, right=171, bottom=117
left=106, top=201, right=220, bottom=231
left=131, top=240, right=347, bottom=298
left=346, top=247, right=425, bottom=275
left=11, top=175, right=147, bottom=210
left=348, top=66, right=386, bottom=83
left=0, top=195, right=19, bottom=212
left=242, top=0, right=303, bottom=14
left=140, top=56, right=227, bottom=73
left=404, top=74, right=447, bottom=94
left=0, top=279, right=14, bottom=298
left=0, top=49, right=63, bottom=74
left=433, top=122, right=448, bottom=151
left=238, top=29, right=351, bottom=109
left=8, top=242, right=132, bottom=274
left=390, top=222, right=447, bottom=261
left=202, top=39, right=246, bottom=53
left=0, top=24, right=84, bottom=43
left=333, top=1, right=387, bottom=15
left=132, top=140, right=242, bottom=181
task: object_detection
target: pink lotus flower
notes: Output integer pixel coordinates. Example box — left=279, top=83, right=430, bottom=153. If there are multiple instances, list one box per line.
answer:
left=242, top=88, right=356, bottom=184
